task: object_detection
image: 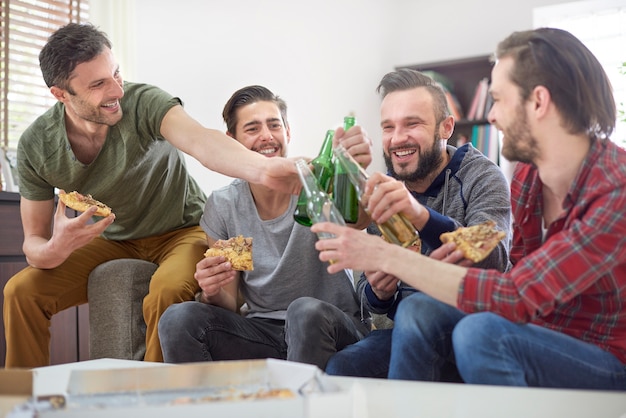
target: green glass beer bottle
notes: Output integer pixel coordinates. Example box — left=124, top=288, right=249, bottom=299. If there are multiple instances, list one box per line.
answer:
left=332, top=116, right=360, bottom=223
left=293, top=129, right=336, bottom=226
left=333, top=145, right=420, bottom=248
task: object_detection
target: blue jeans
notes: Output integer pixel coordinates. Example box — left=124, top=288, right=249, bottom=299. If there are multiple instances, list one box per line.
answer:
left=326, top=329, right=393, bottom=378
left=159, top=297, right=366, bottom=369
left=453, top=312, right=626, bottom=390
left=388, top=292, right=465, bottom=382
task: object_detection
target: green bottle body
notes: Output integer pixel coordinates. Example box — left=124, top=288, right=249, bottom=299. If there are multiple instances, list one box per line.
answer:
left=293, top=130, right=335, bottom=226
left=333, top=145, right=420, bottom=248
left=332, top=116, right=360, bottom=223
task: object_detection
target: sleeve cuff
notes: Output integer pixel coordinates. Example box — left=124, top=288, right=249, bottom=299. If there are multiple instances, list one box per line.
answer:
left=365, top=283, right=397, bottom=310
left=420, top=207, right=458, bottom=249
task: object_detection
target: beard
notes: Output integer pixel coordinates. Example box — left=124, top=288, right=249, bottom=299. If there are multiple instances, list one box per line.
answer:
left=499, top=104, right=538, bottom=164
left=384, top=132, right=444, bottom=182
left=66, top=94, right=123, bottom=127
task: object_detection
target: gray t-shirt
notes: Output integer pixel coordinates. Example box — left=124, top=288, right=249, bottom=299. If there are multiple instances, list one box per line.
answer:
left=200, top=179, right=363, bottom=328
left=17, top=82, right=206, bottom=240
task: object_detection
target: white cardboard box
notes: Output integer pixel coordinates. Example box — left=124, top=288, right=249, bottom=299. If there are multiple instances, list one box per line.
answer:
left=9, top=359, right=356, bottom=418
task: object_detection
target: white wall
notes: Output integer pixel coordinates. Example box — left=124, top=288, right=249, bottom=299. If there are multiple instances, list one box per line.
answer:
left=387, top=0, right=573, bottom=67
left=91, top=0, right=572, bottom=195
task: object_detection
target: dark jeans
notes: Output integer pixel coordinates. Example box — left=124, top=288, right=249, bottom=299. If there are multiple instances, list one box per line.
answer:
left=159, top=297, right=366, bottom=370
left=325, top=329, right=393, bottom=378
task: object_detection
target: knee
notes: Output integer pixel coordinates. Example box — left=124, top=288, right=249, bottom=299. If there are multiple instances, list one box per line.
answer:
left=158, top=302, right=199, bottom=338
left=3, top=276, right=18, bottom=300
left=325, top=351, right=350, bottom=375
left=453, top=313, right=501, bottom=345
left=393, top=293, right=447, bottom=332
left=287, top=297, right=327, bottom=325
left=4, top=270, right=33, bottom=302
left=144, top=277, right=196, bottom=310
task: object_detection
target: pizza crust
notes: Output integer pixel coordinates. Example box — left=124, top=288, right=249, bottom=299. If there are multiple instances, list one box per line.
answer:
left=59, top=191, right=112, bottom=217
left=439, top=220, right=506, bottom=263
left=204, top=235, right=254, bottom=271
left=171, top=387, right=294, bottom=405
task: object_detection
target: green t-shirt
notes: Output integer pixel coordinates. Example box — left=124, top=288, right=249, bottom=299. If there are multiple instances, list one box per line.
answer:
left=17, top=82, right=206, bottom=240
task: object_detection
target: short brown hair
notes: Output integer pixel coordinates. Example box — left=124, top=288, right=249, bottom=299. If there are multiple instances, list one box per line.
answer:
left=377, top=69, right=450, bottom=124
left=39, top=23, right=112, bottom=91
left=222, top=85, right=287, bottom=136
left=495, top=27, right=615, bottom=139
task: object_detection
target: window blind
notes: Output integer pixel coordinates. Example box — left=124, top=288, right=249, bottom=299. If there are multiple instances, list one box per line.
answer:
left=1, top=0, right=90, bottom=152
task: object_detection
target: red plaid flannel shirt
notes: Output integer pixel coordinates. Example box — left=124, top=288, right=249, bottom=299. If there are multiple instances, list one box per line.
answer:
left=459, top=139, right=626, bottom=363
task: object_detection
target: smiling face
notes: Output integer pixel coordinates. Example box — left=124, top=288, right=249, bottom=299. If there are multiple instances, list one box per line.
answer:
left=231, top=100, right=290, bottom=158
left=488, top=56, right=538, bottom=164
left=52, top=48, right=125, bottom=127
left=380, top=87, right=448, bottom=183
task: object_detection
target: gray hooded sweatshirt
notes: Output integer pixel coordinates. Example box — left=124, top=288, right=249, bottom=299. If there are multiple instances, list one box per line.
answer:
left=359, top=143, right=512, bottom=319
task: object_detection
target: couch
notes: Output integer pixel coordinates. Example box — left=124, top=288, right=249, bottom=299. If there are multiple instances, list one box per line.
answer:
left=88, top=259, right=157, bottom=361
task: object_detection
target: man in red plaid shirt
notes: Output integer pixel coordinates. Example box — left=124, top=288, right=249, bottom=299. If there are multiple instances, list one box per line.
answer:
left=311, top=27, right=626, bottom=390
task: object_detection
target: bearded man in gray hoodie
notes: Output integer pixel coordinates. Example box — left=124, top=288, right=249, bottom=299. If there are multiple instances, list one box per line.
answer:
left=325, top=68, right=511, bottom=379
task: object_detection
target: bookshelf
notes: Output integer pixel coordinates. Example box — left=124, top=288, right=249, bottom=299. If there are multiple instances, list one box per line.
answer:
left=398, top=55, right=494, bottom=152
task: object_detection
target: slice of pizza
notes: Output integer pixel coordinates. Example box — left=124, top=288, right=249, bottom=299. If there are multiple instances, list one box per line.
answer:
left=204, top=235, right=253, bottom=271
left=58, top=191, right=112, bottom=217
left=439, top=220, right=506, bottom=263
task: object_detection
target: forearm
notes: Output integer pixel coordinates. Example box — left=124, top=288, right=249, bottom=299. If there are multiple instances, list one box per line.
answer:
left=23, top=235, right=72, bottom=269
left=195, top=128, right=266, bottom=182
left=198, top=288, right=238, bottom=312
left=197, top=275, right=240, bottom=312
left=161, top=106, right=265, bottom=183
left=380, top=245, right=466, bottom=307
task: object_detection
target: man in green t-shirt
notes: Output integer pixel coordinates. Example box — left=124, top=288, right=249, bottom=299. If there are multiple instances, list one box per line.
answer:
left=3, top=23, right=299, bottom=368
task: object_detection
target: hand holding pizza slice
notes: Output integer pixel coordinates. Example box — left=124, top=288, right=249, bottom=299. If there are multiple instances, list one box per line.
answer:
left=59, top=191, right=113, bottom=217
left=439, top=220, right=506, bottom=263
left=204, top=235, right=254, bottom=271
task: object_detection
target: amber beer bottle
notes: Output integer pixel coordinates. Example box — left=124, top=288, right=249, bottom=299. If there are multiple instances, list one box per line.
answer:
left=294, top=130, right=336, bottom=226
left=333, top=145, right=420, bottom=248
left=332, top=116, right=360, bottom=223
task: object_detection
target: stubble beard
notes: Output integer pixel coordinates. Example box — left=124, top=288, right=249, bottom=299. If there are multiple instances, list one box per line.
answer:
left=68, top=94, right=123, bottom=127
left=500, top=105, right=538, bottom=164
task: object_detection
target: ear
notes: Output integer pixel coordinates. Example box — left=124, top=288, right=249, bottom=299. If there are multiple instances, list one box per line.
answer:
left=50, top=86, right=66, bottom=102
left=226, top=131, right=235, bottom=139
left=439, top=115, right=455, bottom=140
left=530, top=85, right=551, bottom=118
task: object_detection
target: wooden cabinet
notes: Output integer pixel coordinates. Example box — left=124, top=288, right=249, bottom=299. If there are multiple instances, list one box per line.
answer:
left=0, top=191, right=90, bottom=367
left=399, top=55, right=493, bottom=146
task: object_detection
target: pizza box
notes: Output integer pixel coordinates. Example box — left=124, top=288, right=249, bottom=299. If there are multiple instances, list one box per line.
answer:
left=9, top=359, right=356, bottom=418
left=0, top=368, right=33, bottom=417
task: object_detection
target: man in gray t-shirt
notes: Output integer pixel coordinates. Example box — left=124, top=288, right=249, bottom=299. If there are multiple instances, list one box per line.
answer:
left=158, top=85, right=372, bottom=369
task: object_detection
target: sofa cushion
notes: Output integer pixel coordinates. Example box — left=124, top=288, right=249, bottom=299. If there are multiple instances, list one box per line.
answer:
left=88, top=259, right=157, bottom=361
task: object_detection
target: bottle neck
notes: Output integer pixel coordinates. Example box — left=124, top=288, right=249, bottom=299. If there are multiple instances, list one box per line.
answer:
left=317, top=130, right=335, bottom=160
left=343, top=116, right=356, bottom=131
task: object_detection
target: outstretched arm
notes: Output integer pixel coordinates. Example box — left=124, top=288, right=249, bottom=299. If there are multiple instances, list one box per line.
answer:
left=161, top=105, right=300, bottom=195
left=312, top=222, right=466, bottom=307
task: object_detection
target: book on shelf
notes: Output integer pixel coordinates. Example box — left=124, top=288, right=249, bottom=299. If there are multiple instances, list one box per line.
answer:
left=467, top=77, right=489, bottom=120
left=470, top=123, right=499, bottom=165
left=421, top=70, right=464, bottom=120
left=444, top=89, right=464, bottom=120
